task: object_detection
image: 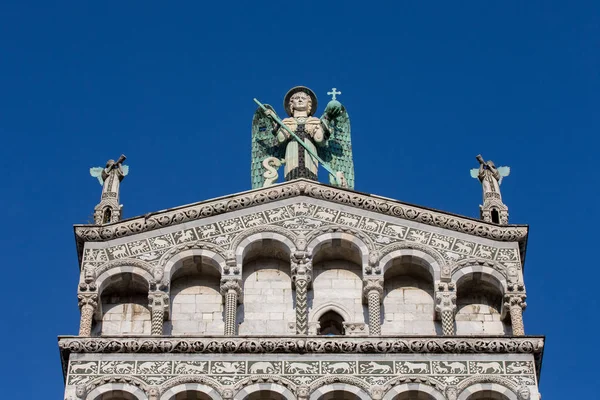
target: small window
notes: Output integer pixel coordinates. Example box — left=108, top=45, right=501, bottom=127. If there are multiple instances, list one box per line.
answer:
left=491, top=209, right=500, bottom=224
left=318, top=311, right=345, bottom=335
left=103, top=208, right=112, bottom=224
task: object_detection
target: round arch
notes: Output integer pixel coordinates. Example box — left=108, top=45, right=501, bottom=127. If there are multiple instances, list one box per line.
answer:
left=160, top=383, right=223, bottom=400
left=95, top=265, right=153, bottom=297
left=382, top=383, right=446, bottom=400
left=232, top=228, right=296, bottom=266
left=306, top=231, right=370, bottom=267
left=458, top=383, right=517, bottom=400
left=309, top=383, right=370, bottom=400
left=379, top=242, right=446, bottom=280
left=94, top=258, right=153, bottom=292
left=86, top=383, right=148, bottom=400
left=452, top=265, right=507, bottom=295
left=235, top=383, right=295, bottom=400
left=160, top=245, right=226, bottom=286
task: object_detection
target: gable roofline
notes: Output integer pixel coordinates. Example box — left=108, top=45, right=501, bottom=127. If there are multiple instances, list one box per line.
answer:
left=73, top=179, right=529, bottom=265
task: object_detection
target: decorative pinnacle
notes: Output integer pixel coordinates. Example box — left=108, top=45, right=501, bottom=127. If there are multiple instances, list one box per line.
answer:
left=327, top=88, right=341, bottom=101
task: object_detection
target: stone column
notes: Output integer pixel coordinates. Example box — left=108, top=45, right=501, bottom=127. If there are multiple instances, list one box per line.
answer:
left=363, top=278, right=383, bottom=335
left=77, top=292, right=98, bottom=336
left=291, top=251, right=312, bottom=335
left=220, top=279, right=242, bottom=336
left=148, top=291, right=169, bottom=335
left=505, top=294, right=527, bottom=336
left=435, top=282, right=457, bottom=336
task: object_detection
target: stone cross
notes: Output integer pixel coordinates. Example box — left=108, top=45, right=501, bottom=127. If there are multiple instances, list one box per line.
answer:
left=327, top=87, right=341, bottom=100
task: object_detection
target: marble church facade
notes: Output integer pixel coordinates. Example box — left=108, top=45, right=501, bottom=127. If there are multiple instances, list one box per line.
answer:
left=60, top=179, right=543, bottom=400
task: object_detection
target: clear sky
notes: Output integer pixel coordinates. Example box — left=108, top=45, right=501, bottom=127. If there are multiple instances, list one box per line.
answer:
left=1, top=2, right=597, bottom=398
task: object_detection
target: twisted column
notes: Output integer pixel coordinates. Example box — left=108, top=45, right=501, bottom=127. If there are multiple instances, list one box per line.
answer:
left=363, top=278, right=383, bottom=335
left=77, top=293, right=98, bottom=336
left=505, top=294, right=527, bottom=336
left=148, top=291, right=169, bottom=335
left=220, top=279, right=242, bottom=336
left=435, top=282, right=457, bottom=336
left=291, top=251, right=312, bottom=335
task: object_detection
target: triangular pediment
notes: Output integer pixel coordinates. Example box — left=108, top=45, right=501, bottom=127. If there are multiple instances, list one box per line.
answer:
left=76, top=179, right=527, bottom=268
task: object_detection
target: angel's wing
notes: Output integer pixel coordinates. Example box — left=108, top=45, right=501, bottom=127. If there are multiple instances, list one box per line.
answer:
left=121, top=165, right=129, bottom=176
left=89, top=167, right=104, bottom=185
left=318, top=101, right=354, bottom=189
left=497, top=166, right=510, bottom=184
left=470, top=168, right=479, bottom=179
left=251, top=105, right=285, bottom=189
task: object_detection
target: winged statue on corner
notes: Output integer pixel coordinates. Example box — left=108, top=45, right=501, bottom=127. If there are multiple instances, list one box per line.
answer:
left=251, top=86, right=354, bottom=190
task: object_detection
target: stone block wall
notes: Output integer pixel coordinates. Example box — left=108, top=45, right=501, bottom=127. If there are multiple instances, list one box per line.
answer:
left=382, top=276, right=439, bottom=335
left=94, top=294, right=151, bottom=335
left=456, top=293, right=510, bottom=335
left=237, top=258, right=295, bottom=335
left=167, top=276, right=224, bottom=335
left=310, top=260, right=365, bottom=325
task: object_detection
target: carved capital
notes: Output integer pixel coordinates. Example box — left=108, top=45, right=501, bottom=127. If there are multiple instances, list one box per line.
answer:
left=504, top=293, right=527, bottom=310
left=362, top=278, right=384, bottom=301
left=77, top=292, right=98, bottom=309
left=291, top=251, right=312, bottom=285
left=148, top=291, right=169, bottom=310
left=220, top=278, right=243, bottom=300
left=435, top=291, right=457, bottom=314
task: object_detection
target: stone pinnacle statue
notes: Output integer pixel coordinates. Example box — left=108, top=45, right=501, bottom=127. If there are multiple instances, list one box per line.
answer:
left=90, top=154, right=129, bottom=224
left=470, top=154, right=510, bottom=224
left=251, top=86, right=354, bottom=189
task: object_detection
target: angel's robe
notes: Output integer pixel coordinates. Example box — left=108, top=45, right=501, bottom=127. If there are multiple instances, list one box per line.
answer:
left=101, top=164, right=125, bottom=201
left=277, top=117, right=324, bottom=181
left=478, top=165, right=502, bottom=200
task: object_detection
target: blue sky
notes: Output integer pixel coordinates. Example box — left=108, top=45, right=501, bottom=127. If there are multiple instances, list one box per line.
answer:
left=1, top=2, right=598, bottom=398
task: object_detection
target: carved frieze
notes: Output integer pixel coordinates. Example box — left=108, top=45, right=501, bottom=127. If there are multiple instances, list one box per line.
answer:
left=75, top=180, right=528, bottom=264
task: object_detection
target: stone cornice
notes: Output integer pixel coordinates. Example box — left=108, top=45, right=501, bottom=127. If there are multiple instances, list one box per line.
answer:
left=73, top=179, right=529, bottom=264
left=58, top=335, right=544, bottom=380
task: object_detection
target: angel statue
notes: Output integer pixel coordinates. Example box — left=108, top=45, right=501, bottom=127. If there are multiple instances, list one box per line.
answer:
left=251, top=86, right=354, bottom=189
left=90, top=155, right=129, bottom=224
left=470, top=154, right=510, bottom=201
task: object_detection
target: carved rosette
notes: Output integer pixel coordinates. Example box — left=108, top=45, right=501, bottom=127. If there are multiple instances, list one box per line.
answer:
left=363, top=278, right=384, bottom=335
left=77, top=292, right=98, bottom=336
left=435, top=282, right=457, bottom=336
left=148, top=291, right=169, bottom=335
left=220, top=279, right=243, bottom=336
left=291, top=251, right=312, bottom=334
left=505, top=293, right=527, bottom=336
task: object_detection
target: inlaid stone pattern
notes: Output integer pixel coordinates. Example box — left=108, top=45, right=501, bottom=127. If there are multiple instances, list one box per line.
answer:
left=67, top=359, right=537, bottom=388
left=83, top=202, right=520, bottom=268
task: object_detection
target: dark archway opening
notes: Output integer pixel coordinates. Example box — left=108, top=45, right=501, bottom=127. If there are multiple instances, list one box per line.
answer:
left=318, top=310, right=345, bottom=335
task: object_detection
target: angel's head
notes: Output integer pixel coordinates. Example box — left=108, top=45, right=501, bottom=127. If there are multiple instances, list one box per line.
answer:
left=289, top=92, right=311, bottom=114
left=284, top=86, right=318, bottom=116
left=106, top=159, right=115, bottom=168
